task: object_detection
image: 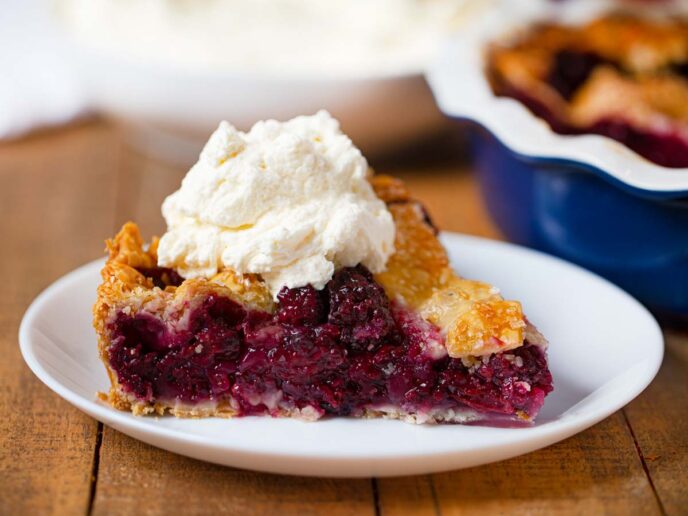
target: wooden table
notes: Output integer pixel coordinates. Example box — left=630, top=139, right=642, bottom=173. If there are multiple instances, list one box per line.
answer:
left=2, top=122, right=686, bottom=515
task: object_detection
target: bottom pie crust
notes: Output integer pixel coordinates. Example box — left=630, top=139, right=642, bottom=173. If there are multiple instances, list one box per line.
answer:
left=99, top=388, right=528, bottom=425
left=94, top=191, right=552, bottom=425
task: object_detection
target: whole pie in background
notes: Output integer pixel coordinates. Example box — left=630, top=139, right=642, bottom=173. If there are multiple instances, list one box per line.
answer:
left=488, top=14, right=688, bottom=168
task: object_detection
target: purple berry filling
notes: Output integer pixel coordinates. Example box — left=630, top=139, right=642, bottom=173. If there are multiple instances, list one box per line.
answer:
left=136, top=267, right=184, bottom=289
left=496, top=51, right=688, bottom=168
left=547, top=50, right=613, bottom=100
left=107, top=266, right=553, bottom=421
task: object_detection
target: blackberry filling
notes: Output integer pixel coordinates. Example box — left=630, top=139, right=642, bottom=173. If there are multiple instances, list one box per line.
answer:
left=545, top=51, right=688, bottom=168
left=492, top=40, right=688, bottom=168
left=135, top=266, right=184, bottom=289
left=107, top=266, right=553, bottom=420
left=547, top=50, right=614, bottom=100
left=499, top=83, right=688, bottom=169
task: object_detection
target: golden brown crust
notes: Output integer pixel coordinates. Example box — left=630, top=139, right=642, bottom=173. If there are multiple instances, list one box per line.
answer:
left=97, top=390, right=239, bottom=418
left=370, top=176, right=526, bottom=358
left=105, top=221, right=158, bottom=269
left=488, top=29, right=571, bottom=121
left=374, top=200, right=450, bottom=306
left=580, top=16, right=688, bottom=72
left=490, top=15, right=688, bottom=78
left=488, top=15, right=688, bottom=133
left=571, top=66, right=688, bottom=126
left=96, top=222, right=273, bottom=315
left=94, top=176, right=534, bottom=416
left=93, top=222, right=274, bottom=417
left=422, top=278, right=525, bottom=357
left=370, top=174, right=413, bottom=203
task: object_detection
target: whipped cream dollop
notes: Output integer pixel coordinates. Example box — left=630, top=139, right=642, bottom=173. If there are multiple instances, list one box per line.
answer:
left=157, top=111, right=395, bottom=297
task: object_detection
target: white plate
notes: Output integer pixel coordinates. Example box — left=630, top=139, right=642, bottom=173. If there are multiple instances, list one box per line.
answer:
left=19, top=233, right=663, bottom=477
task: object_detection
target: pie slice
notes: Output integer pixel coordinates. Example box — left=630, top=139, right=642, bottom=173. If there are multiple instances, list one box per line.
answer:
left=94, top=174, right=552, bottom=425
left=487, top=14, right=688, bottom=168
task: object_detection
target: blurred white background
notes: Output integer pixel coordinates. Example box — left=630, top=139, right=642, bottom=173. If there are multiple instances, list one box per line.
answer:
left=1, top=0, right=493, bottom=162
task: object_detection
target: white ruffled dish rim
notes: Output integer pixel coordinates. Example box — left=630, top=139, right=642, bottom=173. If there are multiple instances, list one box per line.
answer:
left=426, top=0, right=688, bottom=197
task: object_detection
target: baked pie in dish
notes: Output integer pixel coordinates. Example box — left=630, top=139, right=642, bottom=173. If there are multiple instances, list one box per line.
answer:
left=488, top=14, right=688, bottom=168
left=93, top=112, right=552, bottom=424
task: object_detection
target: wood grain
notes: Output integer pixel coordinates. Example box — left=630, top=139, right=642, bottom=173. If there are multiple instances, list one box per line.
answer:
left=378, top=415, right=663, bottom=516
left=623, top=334, right=688, bottom=515
left=1, top=120, right=686, bottom=515
left=376, top=476, right=438, bottom=516
left=92, top=428, right=374, bottom=516
left=0, top=124, right=119, bottom=514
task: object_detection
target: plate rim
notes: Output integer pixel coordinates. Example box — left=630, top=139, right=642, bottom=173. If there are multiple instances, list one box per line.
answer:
left=19, top=232, right=665, bottom=476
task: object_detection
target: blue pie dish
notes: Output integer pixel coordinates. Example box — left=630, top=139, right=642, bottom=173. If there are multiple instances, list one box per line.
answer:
left=468, top=123, right=688, bottom=319
left=426, top=3, right=688, bottom=319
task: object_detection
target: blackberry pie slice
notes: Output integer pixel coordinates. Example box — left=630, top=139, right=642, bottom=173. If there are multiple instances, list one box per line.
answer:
left=94, top=112, right=552, bottom=424
left=488, top=14, right=688, bottom=168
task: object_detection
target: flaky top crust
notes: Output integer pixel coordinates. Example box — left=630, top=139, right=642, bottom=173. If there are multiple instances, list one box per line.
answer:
left=371, top=176, right=526, bottom=357
left=95, top=176, right=531, bottom=360
left=488, top=15, right=688, bottom=131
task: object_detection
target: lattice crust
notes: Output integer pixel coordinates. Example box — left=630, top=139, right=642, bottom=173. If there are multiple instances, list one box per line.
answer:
left=371, top=176, right=526, bottom=358
left=488, top=24, right=571, bottom=119
left=488, top=15, right=688, bottom=132
left=490, top=15, right=688, bottom=78
left=578, top=16, right=688, bottom=72
left=571, top=67, right=688, bottom=127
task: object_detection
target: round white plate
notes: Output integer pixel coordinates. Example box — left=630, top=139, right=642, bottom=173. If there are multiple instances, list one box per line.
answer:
left=19, top=233, right=663, bottom=477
